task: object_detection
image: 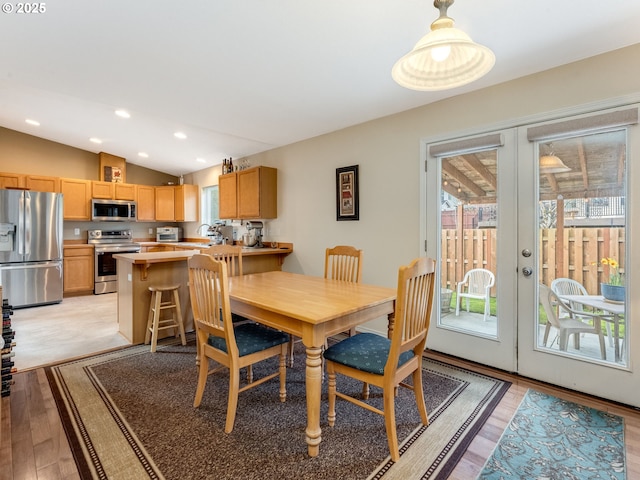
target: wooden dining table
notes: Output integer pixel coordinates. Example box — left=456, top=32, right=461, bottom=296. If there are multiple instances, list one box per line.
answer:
left=228, top=270, right=397, bottom=457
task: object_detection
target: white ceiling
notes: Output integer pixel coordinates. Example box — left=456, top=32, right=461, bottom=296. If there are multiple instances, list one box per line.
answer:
left=1, top=1, right=639, bottom=177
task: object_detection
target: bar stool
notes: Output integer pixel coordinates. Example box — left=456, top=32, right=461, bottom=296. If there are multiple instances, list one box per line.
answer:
left=145, top=284, right=186, bottom=352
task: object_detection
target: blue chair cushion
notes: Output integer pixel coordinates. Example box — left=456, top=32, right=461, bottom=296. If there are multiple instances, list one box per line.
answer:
left=208, top=323, right=289, bottom=357
left=323, top=332, right=414, bottom=375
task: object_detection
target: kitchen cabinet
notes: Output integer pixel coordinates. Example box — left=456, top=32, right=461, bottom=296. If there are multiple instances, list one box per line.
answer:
left=0, top=172, right=24, bottom=189
left=175, top=184, right=199, bottom=222
left=60, top=178, right=91, bottom=220
left=137, top=185, right=156, bottom=221
left=219, top=166, right=277, bottom=219
left=25, top=175, right=60, bottom=192
left=63, top=246, right=94, bottom=294
left=155, top=186, right=175, bottom=221
left=92, top=181, right=137, bottom=201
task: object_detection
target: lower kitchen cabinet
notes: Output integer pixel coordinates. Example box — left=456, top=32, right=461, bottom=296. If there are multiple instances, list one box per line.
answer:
left=63, top=246, right=94, bottom=295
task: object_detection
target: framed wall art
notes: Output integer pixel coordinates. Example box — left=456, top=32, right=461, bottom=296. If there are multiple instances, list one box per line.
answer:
left=336, top=164, right=359, bottom=221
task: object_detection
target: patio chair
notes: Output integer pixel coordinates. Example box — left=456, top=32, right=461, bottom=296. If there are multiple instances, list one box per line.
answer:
left=539, top=284, right=609, bottom=360
left=455, top=268, right=495, bottom=322
left=323, top=256, right=436, bottom=461
left=551, top=277, right=613, bottom=347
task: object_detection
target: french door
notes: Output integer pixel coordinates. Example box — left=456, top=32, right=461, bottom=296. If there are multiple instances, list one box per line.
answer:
left=423, top=105, right=640, bottom=406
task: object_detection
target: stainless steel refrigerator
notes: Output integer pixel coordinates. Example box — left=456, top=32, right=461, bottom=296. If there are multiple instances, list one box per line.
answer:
left=0, top=190, right=63, bottom=308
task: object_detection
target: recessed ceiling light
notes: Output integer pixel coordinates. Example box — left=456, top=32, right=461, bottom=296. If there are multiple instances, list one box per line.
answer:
left=115, top=109, right=130, bottom=119
left=138, top=152, right=149, bottom=158
left=174, top=131, right=187, bottom=140
left=25, top=119, right=40, bottom=126
left=196, top=158, right=206, bottom=163
left=90, top=137, right=103, bottom=144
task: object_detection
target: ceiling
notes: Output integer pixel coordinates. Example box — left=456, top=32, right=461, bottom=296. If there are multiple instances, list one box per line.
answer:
left=1, top=1, right=639, bottom=177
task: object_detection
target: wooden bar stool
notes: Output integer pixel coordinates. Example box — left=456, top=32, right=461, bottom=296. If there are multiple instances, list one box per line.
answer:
left=145, top=284, right=186, bottom=352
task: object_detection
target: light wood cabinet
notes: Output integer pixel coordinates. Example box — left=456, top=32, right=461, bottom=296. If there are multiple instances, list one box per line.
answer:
left=60, top=178, right=91, bottom=220
left=92, top=181, right=137, bottom=201
left=63, top=246, right=94, bottom=294
left=25, top=175, right=60, bottom=192
left=92, top=181, right=114, bottom=199
left=219, top=166, right=277, bottom=219
left=155, top=186, right=176, bottom=221
left=115, top=183, right=136, bottom=201
left=219, top=172, right=238, bottom=219
left=175, top=184, right=199, bottom=222
left=0, top=172, right=25, bottom=189
left=137, top=185, right=156, bottom=221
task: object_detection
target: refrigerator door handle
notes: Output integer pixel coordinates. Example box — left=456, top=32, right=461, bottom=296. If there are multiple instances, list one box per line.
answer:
left=18, top=193, right=25, bottom=255
left=24, top=192, right=31, bottom=255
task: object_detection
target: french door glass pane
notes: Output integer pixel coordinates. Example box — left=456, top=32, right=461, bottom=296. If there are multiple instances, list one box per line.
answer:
left=439, top=150, right=498, bottom=338
left=536, top=129, right=627, bottom=365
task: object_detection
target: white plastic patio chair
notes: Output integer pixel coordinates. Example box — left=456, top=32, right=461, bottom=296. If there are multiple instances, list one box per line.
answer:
left=551, top=278, right=613, bottom=347
left=455, top=268, right=495, bottom=322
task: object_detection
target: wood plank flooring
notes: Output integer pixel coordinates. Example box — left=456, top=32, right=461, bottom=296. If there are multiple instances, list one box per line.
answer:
left=1, top=295, right=639, bottom=479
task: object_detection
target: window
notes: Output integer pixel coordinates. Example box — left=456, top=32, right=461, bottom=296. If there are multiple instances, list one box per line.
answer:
left=201, top=185, right=219, bottom=224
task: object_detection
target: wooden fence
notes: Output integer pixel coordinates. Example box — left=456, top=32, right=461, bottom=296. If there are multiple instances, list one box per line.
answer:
left=441, top=227, right=625, bottom=296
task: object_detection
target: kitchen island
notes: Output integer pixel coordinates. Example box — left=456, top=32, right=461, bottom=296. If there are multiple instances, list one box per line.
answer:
left=114, top=244, right=293, bottom=345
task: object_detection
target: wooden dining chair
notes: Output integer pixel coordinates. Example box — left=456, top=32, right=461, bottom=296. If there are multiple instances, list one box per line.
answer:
left=288, top=245, right=363, bottom=367
left=188, top=254, right=288, bottom=433
left=323, top=256, right=436, bottom=462
left=203, top=244, right=243, bottom=277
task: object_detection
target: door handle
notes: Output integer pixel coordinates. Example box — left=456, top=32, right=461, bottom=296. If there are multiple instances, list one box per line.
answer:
left=522, top=266, right=533, bottom=277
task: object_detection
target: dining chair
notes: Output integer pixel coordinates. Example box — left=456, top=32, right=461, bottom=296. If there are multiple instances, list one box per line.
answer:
left=539, top=283, right=609, bottom=360
left=551, top=277, right=613, bottom=346
left=288, top=245, right=363, bottom=367
left=455, top=268, right=495, bottom=322
left=203, top=244, right=243, bottom=277
left=323, top=256, right=436, bottom=462
left=188, top=254, right=288, bottom=433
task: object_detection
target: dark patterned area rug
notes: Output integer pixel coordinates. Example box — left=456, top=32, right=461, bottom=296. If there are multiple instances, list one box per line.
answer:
left=46, top=338, right=510, bottom=480
left=477, top=389, right=626, bottom=479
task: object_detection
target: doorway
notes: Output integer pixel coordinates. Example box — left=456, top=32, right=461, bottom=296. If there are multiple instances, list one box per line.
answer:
left=423, top=105, right=640, bottom=407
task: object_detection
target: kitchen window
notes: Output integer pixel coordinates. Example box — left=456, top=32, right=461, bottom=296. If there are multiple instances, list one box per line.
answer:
left=201, top=185, right=220, bottom=224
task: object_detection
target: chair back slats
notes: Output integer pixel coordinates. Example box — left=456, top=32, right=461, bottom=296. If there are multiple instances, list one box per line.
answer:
left=551, top=278, right=588, bottom=313
left=388, top=257, right=436, bottom=370
left=204, top=245, right=243, bottom=277
left=324, top=245, right=363, bottom=283
left=188, top=254, right=237, bottom=352
left=464, top=269, right=495, bottom=295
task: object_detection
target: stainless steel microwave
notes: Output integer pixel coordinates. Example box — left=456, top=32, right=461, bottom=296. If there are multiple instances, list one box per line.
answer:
left=91, top=199, right=137, bottom=222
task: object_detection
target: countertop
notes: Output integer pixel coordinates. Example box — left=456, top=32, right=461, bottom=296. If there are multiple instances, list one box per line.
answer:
left=113, top=250, right=198, bottom=265
left=139, top=242, right=293, bottom=256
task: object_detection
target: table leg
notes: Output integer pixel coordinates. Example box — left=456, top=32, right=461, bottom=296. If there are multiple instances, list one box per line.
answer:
left=305, top=345, right=323, bottom=457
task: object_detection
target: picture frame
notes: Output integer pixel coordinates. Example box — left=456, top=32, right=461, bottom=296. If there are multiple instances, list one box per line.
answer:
left=336, top=165, right=359, bottom=221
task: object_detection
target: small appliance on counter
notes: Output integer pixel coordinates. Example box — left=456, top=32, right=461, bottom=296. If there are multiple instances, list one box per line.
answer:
left=156, top=227, right=182, bottom=243
left=243, top=221, right=264, bottom=248
left=207, top=222, right=233, bottom=245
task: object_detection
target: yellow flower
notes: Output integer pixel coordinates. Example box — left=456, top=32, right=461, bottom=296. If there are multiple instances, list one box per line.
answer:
left=599, top=257, right=623, bottom=286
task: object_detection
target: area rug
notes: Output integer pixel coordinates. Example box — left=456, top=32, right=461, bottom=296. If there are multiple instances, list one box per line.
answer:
left=477, top=389, right=626, bottom=479
left=46, top=338, right=510, bottom=480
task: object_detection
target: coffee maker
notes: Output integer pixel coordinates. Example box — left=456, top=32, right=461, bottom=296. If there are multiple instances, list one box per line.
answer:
left=244, top=221, right=264, bottom=248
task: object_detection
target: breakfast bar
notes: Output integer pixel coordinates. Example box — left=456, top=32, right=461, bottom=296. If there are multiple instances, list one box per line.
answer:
left=114, top=245, right=294, bottom=345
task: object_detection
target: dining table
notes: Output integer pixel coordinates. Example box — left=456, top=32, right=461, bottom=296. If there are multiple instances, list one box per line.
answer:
left=559, top=294, right=625, bottom=362
left=228, top=270, right=397, bottom=457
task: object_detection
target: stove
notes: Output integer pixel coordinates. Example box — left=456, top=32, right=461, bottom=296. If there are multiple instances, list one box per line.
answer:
left=88, top=229, right=141, bottom=294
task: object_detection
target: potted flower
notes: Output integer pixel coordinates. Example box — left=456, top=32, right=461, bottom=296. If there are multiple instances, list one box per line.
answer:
left=599, top=257, right=625, bottom=302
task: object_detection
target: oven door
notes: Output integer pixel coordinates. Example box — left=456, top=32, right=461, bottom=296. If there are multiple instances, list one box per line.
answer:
left=94, top=245, right=140, bottom=294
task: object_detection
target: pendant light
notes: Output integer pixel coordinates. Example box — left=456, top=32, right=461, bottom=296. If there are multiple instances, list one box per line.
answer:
left=392, top=0, right=495, bottom=91
left=539, top=144, right=571, bottom=173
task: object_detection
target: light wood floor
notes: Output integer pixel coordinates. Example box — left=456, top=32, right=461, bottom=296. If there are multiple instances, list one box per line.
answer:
left=1, top=295, right=639, bottom=479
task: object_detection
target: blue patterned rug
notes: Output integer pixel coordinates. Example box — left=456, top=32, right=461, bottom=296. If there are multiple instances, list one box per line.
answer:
left=478, top=389, right=625, bottom=479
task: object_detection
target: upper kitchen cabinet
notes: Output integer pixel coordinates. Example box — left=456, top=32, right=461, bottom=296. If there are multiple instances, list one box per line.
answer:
left=25, top=175, right=60, bottom=193
left=92, top=181, right=137, bottom=201
left=175, top=184, right=199, bottom=222
left=137, top=185, right=155, bottom=221
left=60, top=178, right=91, bottom=220
left=0, top=172, right=25, bottom=189
left=219, top=166, right=277, bottom=219
left=155, top=186, right=175, bottom=221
